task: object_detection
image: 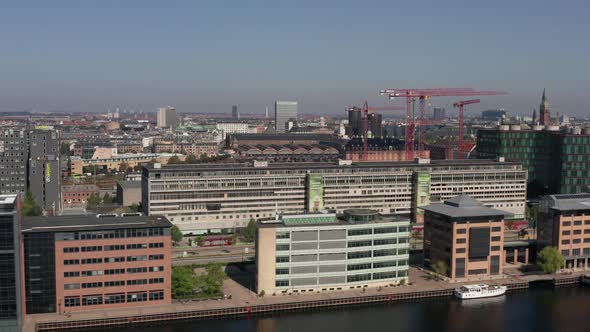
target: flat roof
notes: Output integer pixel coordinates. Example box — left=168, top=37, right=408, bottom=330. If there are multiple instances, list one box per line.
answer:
left=144, top=159, right=521, bottom=173
left=22, top=215, right=172, bottom=233
left=545, top=194, right=590, bottom=211
left=420, top=194, right=512, bottom=219
left=117, top=181, right=142, bottom=189
left=259, top=213, right=409, bottom=228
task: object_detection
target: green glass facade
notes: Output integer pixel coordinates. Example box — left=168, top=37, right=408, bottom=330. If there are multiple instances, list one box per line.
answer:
left=476, top=129, right=590, bottom=195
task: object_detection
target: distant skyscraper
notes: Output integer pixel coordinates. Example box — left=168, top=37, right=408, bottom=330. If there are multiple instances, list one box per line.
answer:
left=157, top=106, right=178, bottom=129
left=532, top=109, right=537, bottom=124
left=232, top=105, right=239, bottom=119
left=432, top=108, right=446, bottom=121
left=0, top=194, right=22, bottom=332
left=274, top=101, right=298, bottom=133
left=347, top=107, right=362, bottom=137
left=0, top=127, right=27, bottom=196
left=368, top=112, right=383, bottom=138
left=539, top=89, right=550, bottom=126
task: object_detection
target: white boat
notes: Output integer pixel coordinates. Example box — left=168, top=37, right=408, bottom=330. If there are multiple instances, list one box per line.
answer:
left=454, top=284, right=507, bottom=300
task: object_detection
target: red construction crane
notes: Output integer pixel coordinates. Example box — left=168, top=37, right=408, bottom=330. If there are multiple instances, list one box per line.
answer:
left=453, top=99, right=480, bottom=159
left=379, top=88, right=507, bottom=160
left=358, top=101, right=405, bottom=160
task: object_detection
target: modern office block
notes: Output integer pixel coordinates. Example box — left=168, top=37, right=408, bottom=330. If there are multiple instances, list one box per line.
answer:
left=0, top=128, right=28, bottom=195
left=21, top=214, right=172, bottom=314
left=0, top=195, right=22, bottom=332
left=256, top=209, right=410, bottom=295
left=28, top=129, right=61, bottom=212
left=275, top=101, right=298, bottom=133
left=142, top=159, right=527, bottom=234
left=422, top=195, right=509, bottom=280
left=538, top=193, right=590, bottom=269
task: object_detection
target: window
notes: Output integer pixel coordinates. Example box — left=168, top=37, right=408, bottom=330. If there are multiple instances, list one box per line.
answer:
left=347, top=274, right=371, bottom=283
left=456, top=238, right=466, bottom=244
left=276, top=232, right=290, bottom=239
left=347, top=263, right=371, bottom=271
left=149, top=254, right=164, bottom=260
left=373, top=249, right=396, bottom=257
left=276, top=244, right=290, bottom=251
left=347, top=251, right=372, bottom=259
left=127, top=255, right=148, bottom=262
left=105, top=256, right=125, bottom=263
left=64, top=297, right=80, bottom=307
left=149, top=290, right=165, bottom=301
left=348, top=240, right=372, bottom=248
left=456, top=229, right=467, bottom=234
left=572, top=248, right=581, bottom=256
left=81, top=258, right=103, bottom=264
left=127, top=243, right=148, bottom=250
left=127, top=267, right=148, bottom=274
left=456, top=248, right=466, bottom=254
left=491, top=227, right=502, bottom=232
left=561, top=250, right=570, bottom=256
left=374, top=227, right=396, bottom=234
left=372, top=261, right=397, bottom=268
left=149, top=242, right=164, bottom=248
left=491, top=246, right=501, bottom=251
left=63, top=247, right=79, bottom=253
left=104, top=293, right=125, bottom=304
left=149, top=266, right=164, bottom=272
left=574, top=221, right=582, bottom=226
left=563, top=221, right=571, bottom=226
left=105, top=245, right=125, bottom=251
left=82, top=295, right=103, bottom=306
left=105, top=280, right=125, bottom=287
left=82, top=282, right=103, bottom=289
left=64, top=271, right=80, bottom=278
left=374, top=238, right=397, bottom=246
left=491, top=236, right=501, bottom=242
left=563, top=230, right=571, bottom=235
left=275, top=280, right=289, bottom=287
left=468, top=269, right=487, bottom=275
left=64, top=283, right=80, bottom=290
left=562, top=240, right=570, bottom=245
left=64, top=259, right=80, bottom=265
left=373, top=272, right=397, bottom=280
left=127, top=279, right=148, bottom=285
left=81, top=246, right=102, bottom=252
left=127, top=292, right=148, bottom=302
left=149, top=278, right=164, bottom=284
left=105, top=268, right=125, bottom=275
left=276, top=268, right=289, bottom=275
left=276, top=256, right=289, bottom=263
left=573, top=239, right=581, bottom=244
left=348, top=229, right=372, bottom=236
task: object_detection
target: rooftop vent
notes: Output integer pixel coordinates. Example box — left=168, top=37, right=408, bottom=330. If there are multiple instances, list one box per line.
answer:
left=121, top=212, right=143, bottom=217
left=96, top=213, right=118, bottom=218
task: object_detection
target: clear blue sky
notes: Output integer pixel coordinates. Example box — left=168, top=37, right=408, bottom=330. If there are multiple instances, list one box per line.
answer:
left=1, top=0, right=589, bottom=116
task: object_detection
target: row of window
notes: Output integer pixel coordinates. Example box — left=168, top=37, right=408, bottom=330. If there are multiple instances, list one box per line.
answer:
left=562, top=229, right=590, bottom=235
left=63, top=290, right=165, bottom=307
left=562, top=220, right=590, bottom=226
left=64, top=242, right=165, bottom=253
left=61, top=228, right=165, bottom=241
left=63, top=255, right=164, bottom=265
left=561, top=239, right=590, bottom=245
left=561, top=248, right=590, bottom=257
left=65, top=266, right=165, bottom=277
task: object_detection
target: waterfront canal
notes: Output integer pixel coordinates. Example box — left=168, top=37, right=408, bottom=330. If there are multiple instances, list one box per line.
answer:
left=105, top=285, right=589, bottom=332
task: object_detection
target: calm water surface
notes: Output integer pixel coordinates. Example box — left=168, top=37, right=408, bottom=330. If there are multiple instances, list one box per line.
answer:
left=104, top=286, right=589, bottom=332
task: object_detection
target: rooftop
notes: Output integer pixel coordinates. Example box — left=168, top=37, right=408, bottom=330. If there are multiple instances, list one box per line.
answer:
left=546, top=193, right=590, bottom=211
left=117, top=181, right=142, bottom=189
left=259, top=210, right=409, bottom=228
left=22, top=215, right=172, bottom=233
left=144, top=158, right=521, bottom=173
left=420, top=194, right=512, bottom=219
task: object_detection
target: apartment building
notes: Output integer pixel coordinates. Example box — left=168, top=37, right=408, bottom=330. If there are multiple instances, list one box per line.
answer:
left=21, top=214, right=172, bottom=314
left=538, top=193, right=590, bottom=269
left=422, top=195, right=508, bottom=281
left=62, top=184, right=100, bottom=208
left=256, top=210, right=410, bottom=295
left=142, top=159, right=527, bottom=234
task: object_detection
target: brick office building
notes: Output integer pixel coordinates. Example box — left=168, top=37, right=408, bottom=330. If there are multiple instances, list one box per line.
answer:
left=538, top=193, right=590, bottom=269
left=21, top=214, right=172, bottom=314
left=61, top=185, right=100, bottom=208
left=422, top=195, right=509, bottom=281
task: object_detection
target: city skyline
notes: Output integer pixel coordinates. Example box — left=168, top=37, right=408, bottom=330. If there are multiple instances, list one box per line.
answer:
left=1, top=1, right=589, bottom=115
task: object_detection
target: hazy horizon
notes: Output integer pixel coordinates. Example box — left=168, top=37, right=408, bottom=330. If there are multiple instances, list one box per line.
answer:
left=1, top=1, right=589, bottom=116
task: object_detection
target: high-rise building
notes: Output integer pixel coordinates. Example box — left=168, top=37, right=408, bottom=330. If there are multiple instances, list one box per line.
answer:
left=0, top=194, right=22, bottom=332
left=0, top=127, right=61, bottom=212
left=476, top=126, right=590, bottom=195
left=368, top=112, right=383, bottom=138
left=28, top=129, right=61, bottom=212
left=232, top=105, right=239, bottom=119
left=0, top=127, right=28, bottom=195
left=142, top=159, right=527, bottom=233
left=157, top=106, right=178, bottom=129
left=539, top=89, right=551, bottom=126
left=21, top=214, right=172, bottom=314
left=432, top=108, right=446, bottom=121
left=256, top=210, right=410, bottom=295
left=346, top=107, right=362, bottom=138
left=481, top=110, right=507, bottom=121
left=275, top=101, right=298, bottom=133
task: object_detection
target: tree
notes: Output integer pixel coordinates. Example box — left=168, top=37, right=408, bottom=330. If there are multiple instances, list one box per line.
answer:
left=431, top=260, right=448, bottom=280
left=196, top=235, right=205, bottom=247
left=171, top=225, right=183, bottom=245
left=22, top=190, right=42, bottom=216
left=243, top=219, right=257, bottom=243
left=185, top=154, right=198, bottom=164
left=127, top=202, right=141, bottom=213
left=505, top=220, right=515, bottom=231
left=86, top=193, right=102, bottom=210
left=60, top=142, right=71, bottom=156
left=538, top=246, right=564, bottom=274
left=167, top=155, right=182, bottom=164
left=102, top=193, right=115, bottom=204
left=119, top=161, right=129, bottom=173
left=519, top=228, right=529, bottom=240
